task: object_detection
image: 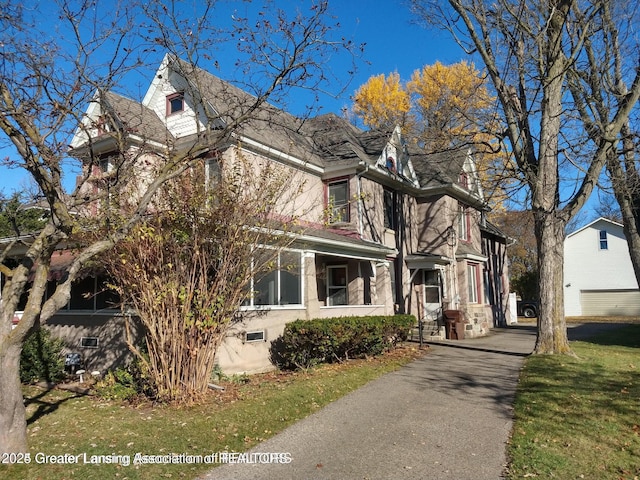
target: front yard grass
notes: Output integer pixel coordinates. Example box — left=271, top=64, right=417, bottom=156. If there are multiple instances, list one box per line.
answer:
left=507, top=324, right=640, bottom=479
left=1, top=344, right=423, bottom=480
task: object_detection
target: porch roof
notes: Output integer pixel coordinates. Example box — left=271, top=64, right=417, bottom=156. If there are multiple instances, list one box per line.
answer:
left=405, top=252, right=451, bottom=269
left=292, top=226, right=397, bottom=261
left=455, top=242, right=488, bottom=262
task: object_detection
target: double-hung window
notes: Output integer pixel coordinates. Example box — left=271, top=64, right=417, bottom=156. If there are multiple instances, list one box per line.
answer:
left=599, top=230, right=608, bottom=250
left=327, top=179, right=349, bottom=223
left=327, top=265, right=348, bottom=306
left=467, top=263, right=480, bottom=304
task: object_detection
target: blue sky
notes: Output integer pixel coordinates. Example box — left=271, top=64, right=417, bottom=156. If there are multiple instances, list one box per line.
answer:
left=0, top=0, right=467, bottom=195
left=0, top=0, right=609, bottom=226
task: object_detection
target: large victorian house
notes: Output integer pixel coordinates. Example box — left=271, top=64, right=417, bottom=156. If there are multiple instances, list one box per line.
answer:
left=39, top=55, right=511, bottom=374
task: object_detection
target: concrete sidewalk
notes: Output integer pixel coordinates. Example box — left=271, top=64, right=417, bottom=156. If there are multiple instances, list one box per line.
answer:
left=199, top=325, right=537, bottom=480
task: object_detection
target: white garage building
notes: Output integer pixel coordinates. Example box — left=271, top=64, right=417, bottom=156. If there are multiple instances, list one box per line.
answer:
left=564, top=217, right=640, bottom=317
left=564, top=218, right=640, bottom=317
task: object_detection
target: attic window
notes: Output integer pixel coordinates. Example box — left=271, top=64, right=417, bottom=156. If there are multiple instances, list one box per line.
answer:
left=599, top=230, right=608, bottom=250
left=166, top=92, right=184, bottom=115
left=386, top=156, right=396, bottom=172
left=459, top=172, right=469, bottom=189
left=96, top=115, right=112, bottom=135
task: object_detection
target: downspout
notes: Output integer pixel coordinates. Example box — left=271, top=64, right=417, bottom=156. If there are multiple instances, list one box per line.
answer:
left=356, top=162, right=370, bottom=239
left=447, top=225, right=460, bottom=310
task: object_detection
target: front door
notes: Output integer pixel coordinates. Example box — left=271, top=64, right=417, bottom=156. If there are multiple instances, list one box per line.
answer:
left=423, top=269, right=442, bottom=321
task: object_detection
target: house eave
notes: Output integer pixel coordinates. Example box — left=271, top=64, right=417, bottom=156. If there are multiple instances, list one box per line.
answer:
left=293, top=232, right=397, bottom=260
left=69, top=132, right=167, bottom=158
left=234, top=133, right=324, bottom=175
left=456, top=250, right=488, bottom=262
left=405, top=253, right=451, bottom=269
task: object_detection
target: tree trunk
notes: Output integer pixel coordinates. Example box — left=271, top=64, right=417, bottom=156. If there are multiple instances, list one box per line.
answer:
left=0, top=341, right=28, bottom=453
left=533, top=211, right=571, bottom=354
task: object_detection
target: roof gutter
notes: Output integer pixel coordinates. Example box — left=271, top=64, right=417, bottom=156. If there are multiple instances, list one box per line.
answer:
left=234, top=134, right=324, bottom=175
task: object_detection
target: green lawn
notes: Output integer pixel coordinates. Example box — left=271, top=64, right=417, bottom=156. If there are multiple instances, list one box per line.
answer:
left=507, top=324, right=640, bottom=479
left=0, top=345, right=423, bottom=480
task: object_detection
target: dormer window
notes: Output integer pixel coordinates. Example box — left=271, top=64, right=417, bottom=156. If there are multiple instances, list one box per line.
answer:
left=96, top=115, right=112, bottom=135
left=166, top=92, right=184, bottom=116
left=459, top=171, right=469, bottom=189
left=386, top=156, right=396, bottom=173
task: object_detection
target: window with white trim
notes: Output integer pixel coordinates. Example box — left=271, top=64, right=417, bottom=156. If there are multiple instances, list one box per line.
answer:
left=458, top=205, right=470, bottom=242
left=467, top=263, right=480, bottom=304
left=243, top=249, right=303, bottom=308
left=599, top=230, right=608, bottom=250
left=327, top=265, right=348, bottom=306
left=327, top=179, right=349, bottom=223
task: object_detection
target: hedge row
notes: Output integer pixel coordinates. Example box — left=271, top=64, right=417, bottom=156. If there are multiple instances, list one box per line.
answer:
left=270, top=314, right=416, bottom=370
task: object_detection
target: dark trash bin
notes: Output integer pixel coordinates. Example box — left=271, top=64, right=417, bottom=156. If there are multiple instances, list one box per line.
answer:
left=443, top=310, right=463, bottom=340
left=455, top=321, right=465, bottom=340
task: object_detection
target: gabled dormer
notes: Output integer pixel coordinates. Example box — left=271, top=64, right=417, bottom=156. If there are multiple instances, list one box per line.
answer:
left=141, top=54, right=225, bottom=139
left=372, top=126, right=420, bottom=188
left=70, top=90, right=170, bottom=154
left=459, top=150, right=483, bottom=200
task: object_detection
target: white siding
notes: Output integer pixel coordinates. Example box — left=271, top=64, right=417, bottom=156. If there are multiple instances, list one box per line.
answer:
left=142, top=61, right=205, bottom=138
left=580, top=290, right=640, bottom=316
left=564, top=218, right=638, bottom=316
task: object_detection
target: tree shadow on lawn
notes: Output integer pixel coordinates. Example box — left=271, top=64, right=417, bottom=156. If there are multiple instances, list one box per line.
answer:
left=568, top=322, right=640, bottom=348
left=516, top=352, right=640, bottom=470
left=24, top=386, right=88, bottom=426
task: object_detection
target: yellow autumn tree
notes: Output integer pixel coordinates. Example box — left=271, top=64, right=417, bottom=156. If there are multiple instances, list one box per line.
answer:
left=408, top=61, right=495, bottom=151
left=352, top=61, right=510, bottom=210
left=352, top=72, right=412, bottom=131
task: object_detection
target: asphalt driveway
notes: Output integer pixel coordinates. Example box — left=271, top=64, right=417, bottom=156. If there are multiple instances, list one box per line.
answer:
left=199, top=325, right=537, bottom=480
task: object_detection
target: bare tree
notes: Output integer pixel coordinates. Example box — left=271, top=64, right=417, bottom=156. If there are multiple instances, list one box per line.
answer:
left=0, top=0, right=355, bottom=454
left=104, top=155, right=304, bottom=403
left=412, top=0, right=640, bottom=354
left=577, top=3, right=640, bottom=290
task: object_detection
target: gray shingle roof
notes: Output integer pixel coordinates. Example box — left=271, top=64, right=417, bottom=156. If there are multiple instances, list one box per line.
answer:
left=103, top=91, right=171, bottom=145
left=102, top=57, right=472, bottom=194
left=172, top=58, right=324, bottom=167
left=410, top=147, right=468, bottom=189
left=300, top=113, right=394, bottom=169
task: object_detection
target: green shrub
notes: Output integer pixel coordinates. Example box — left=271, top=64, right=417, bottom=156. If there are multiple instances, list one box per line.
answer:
left=20, top=328, right=66, bottom=384
left=94, top=368, right=138, bottom=401
left=271, top=314, right=415, bottom=370
left=94, top=355, right=155, bottom=401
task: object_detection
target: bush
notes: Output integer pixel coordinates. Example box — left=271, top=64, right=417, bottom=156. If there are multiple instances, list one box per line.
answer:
left=94, top=368, right=139, bottom=401
left=20, top=328, right=66, bottom=384
left=94, top=355, right=155, bottom=401
left=271, top=314, right=415, bottom=370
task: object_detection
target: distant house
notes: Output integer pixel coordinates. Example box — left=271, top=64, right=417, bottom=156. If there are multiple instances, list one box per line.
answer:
left=8, top=54, right=511, bottom=374
left=564, top=217, right=640, bottom=316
